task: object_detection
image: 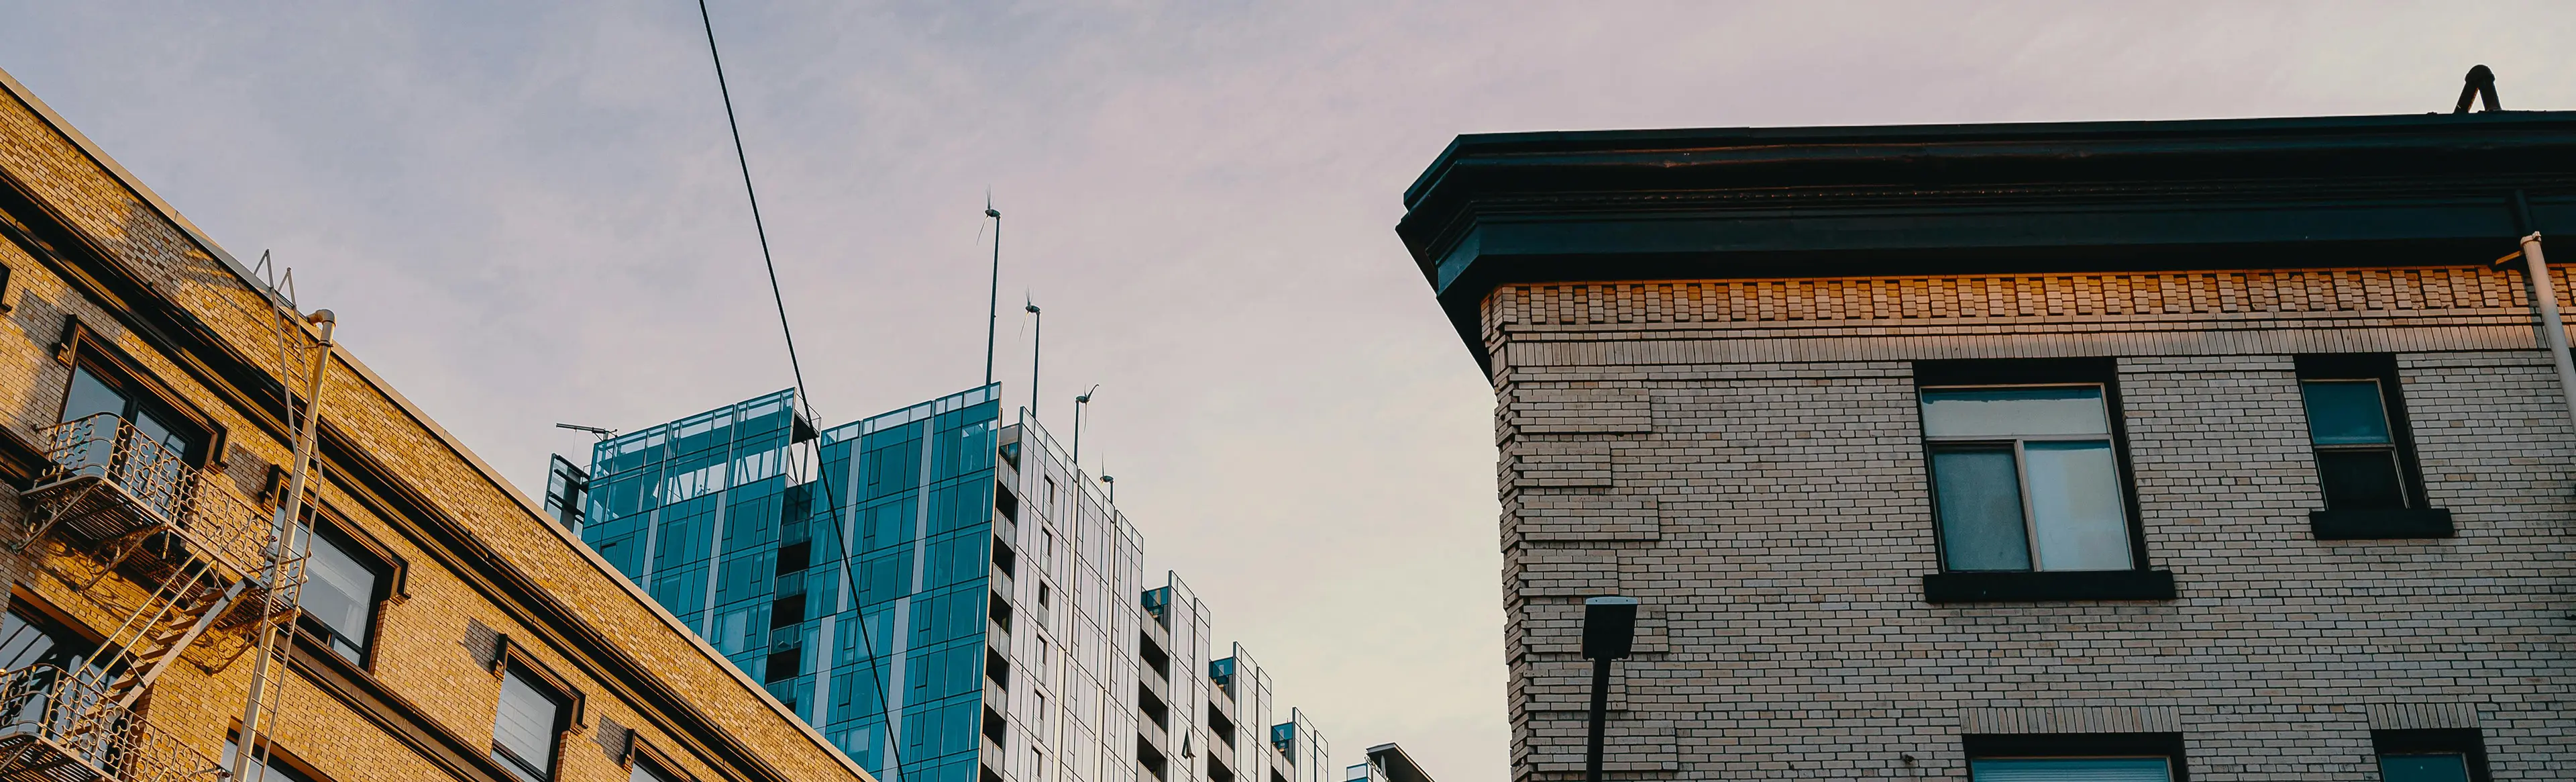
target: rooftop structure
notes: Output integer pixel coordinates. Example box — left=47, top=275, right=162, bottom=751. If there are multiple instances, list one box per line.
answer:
left=582, top=387, right=1332, bottom=782
left=1401, top=101, right=2576, bottom=780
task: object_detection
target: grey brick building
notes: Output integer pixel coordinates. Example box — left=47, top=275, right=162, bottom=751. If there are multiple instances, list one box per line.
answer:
left=1397, top=113, right=2576, bottom=780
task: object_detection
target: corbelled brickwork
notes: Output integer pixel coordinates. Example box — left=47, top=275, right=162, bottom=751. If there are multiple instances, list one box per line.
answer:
left=1488, top=271, right=2576, bottom=780
left=0, top=66, right=869, bottom=782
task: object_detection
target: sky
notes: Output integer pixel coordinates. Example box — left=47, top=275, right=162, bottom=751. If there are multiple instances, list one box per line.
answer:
left=6, top=2, right=2575, bottom=779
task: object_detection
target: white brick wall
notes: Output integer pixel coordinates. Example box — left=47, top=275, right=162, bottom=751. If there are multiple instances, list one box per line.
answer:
left=1489, top=275, right=2576, bottom=781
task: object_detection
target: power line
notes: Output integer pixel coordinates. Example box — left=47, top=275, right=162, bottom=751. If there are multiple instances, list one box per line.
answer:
left=692, top=2, right=908, bottom=777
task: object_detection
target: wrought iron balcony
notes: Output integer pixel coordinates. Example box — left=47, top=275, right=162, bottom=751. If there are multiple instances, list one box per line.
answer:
left=0, top=665, right=227, bottom=782
left=21, top=414, right=291, bottom=596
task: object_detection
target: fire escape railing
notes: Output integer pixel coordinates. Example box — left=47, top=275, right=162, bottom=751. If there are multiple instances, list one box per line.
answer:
left=6, top=412, right=315, bottom=782
left=0, top=665, right=225, bottom=782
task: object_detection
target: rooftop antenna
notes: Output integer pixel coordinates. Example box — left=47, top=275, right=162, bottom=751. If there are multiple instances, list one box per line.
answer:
left=1100, top=473, right=1114, bottom=504
left=1071, top=385, right=1099, bottom=466
left=983, top=194, right=1002, bottom=388
left=556, top=423, right=619, bottom=441
left=2453, top=64, right=2502, bottom=113
left=1024, top=298, right=1043, bottom=420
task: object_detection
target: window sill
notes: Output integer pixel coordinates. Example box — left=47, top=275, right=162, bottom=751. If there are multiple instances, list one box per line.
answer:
left=1923, top=569, right=2176, bottom=603
left=2310, top=508, right=2453, bottom=540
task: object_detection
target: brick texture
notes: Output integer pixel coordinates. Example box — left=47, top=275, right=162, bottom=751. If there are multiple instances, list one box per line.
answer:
left=0, top=69, right=869, bottom=782
left=1487, top=273, right=2576, bottom=780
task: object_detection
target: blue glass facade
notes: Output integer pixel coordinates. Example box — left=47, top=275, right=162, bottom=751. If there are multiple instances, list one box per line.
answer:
left=585, top=384, right=1328, bottom=782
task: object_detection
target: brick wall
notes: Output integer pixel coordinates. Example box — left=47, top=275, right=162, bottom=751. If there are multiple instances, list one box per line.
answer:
left=0, top=68, right=868, bottom=782
left=1488, top=273, right=2576, bottom=780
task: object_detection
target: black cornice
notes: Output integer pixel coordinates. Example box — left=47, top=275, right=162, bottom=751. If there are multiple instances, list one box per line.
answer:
left=1397, top=111, right=2576, bottom=371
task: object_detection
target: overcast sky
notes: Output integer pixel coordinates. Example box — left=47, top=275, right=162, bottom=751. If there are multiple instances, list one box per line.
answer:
left=7, top=2, right=2574, bottom=778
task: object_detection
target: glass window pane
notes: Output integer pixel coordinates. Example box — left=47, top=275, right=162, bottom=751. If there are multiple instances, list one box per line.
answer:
left=2319, top=450, right=2408, bottom=510
left=2303, top=380, right=2394, bottom=445
left=2378, top=754, right=2471, bottom=782
left=0, top=607, right=81, bottom=671
left=223, top=741, right=314, bottom=782
left=61, top=367, right=126, bottom=424
left=2023, top=441, right=2132, bottom=571
left=494, top=668, right=563, bottom=782
left=1922, top=387, right=2110, bottom=438
left=301, top=528, right=382, bottom=663
left=631, top=761, right=684, bottom=782
left=1970, top=757, right=2172, bottom=781
left=1931, top=448, right=2031, bottom=571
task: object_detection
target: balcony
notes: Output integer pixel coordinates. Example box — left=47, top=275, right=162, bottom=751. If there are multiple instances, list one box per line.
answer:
left=20, top=415, right=293, bottom=601
left=0, top=665, right=227, bottom=782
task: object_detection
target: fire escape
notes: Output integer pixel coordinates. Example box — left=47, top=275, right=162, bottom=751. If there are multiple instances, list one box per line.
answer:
left=0, top=295, right=329, bottom=782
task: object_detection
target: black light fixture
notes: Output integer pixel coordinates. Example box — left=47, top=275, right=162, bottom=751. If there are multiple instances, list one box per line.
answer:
left=1581, top=596, right=1639, bottom=782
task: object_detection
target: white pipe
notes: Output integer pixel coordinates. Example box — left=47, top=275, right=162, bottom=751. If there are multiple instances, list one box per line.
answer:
left=2519, top=234, right=2576, bottom=435
left=233, top=310, right=333, bottom=782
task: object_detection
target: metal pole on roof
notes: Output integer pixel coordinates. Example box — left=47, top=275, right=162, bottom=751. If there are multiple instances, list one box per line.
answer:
left=1025, top=301, right=1042, bottom=420
left=984, top=200, right=1002, bottom=387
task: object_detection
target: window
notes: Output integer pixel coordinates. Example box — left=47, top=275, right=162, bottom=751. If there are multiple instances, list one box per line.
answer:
left=543, top=455, right=588, bottom=531
left=492, top=664, right=569, bottom=782
left=2375, top=729, right=2487, bottom=782
left=629, top=756, right=685, bottom=782
left=1921, top=386, right=2131, bottom=571
left=58, top=362, right=207, bottom=513
left=299, top=520, right=391, bottom=666
left=1965, top=734, right=2181, bottom=782
left=2296, top=354, right=2450, bottom=538
left=1915, top=360, right=2172, bottom=603
left=0, top=603, right=89, bottom=671
left=1036, top=583, right=1052, bottom=628
left=224, top=739, right=321, bottom=782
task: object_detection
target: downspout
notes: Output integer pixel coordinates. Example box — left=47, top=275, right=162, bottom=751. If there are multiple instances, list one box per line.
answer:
left=2508, top=191, right=2576, bottom=434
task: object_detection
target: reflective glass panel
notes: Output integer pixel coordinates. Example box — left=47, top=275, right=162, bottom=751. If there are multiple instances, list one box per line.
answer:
left=2024, top=441, right=2133, bottom=571
left=493, top=667, right=564, bottom=782
left=1969, top=757, right=2172, bottom=781
left=1921, top=387, right=2110, bottom=438
left=2378, top=754, right=2470, bottom=782
left=301, top=527, right=382, bottom=664
left=1931, top=448, right=2031, bottom=571
left=60, top=367, right=124, bottom=423
left=2302, top=380, right=2394, bottom=445
left=223, top=741, right=315, bottom=782
left=631, top=761, right=683, bottom=782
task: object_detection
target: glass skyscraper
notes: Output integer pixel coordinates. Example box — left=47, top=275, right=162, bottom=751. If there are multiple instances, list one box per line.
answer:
left=582, top=385, right=1331, bottom=782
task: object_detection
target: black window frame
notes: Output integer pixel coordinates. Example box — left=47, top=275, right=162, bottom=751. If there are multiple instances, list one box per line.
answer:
left=293, top=507, right=399, bottom=670
left=2295, top=354, right=2453, bottom=540
left=1964, top=732, right=2188, bottom=782
left=54, top=317, right=220, bottom=467
left=225, top=736, right=328, bottom=782
left=490, top=644, right=580, bottom=782
left=2373, top=728, right=2489, bottom=782
left=1915, top=358, right=2174, bottom=603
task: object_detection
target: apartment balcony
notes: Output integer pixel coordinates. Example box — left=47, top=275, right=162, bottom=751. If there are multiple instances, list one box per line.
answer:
left=20, top=415, right=290, bottom=600
left=0, top=665, right=227, bottom=782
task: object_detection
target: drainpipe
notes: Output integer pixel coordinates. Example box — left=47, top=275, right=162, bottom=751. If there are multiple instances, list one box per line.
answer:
left=2520, top=232, right=2576, bottom=434
left=2508, top=190, right=2576, bottom=435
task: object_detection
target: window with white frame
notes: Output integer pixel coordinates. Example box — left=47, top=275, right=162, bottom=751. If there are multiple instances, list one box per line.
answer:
left=1920, top=384, right=2135, bottom=572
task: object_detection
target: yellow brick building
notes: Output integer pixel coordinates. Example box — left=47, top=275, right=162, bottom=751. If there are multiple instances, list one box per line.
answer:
left=0, top=66, right=871, bottom=782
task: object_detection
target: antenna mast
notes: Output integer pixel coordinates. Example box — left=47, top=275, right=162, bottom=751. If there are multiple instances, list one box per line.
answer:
left=984, top=199, right=1002, bottom=387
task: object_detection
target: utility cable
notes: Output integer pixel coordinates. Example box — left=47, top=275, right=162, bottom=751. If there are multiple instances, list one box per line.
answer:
left=693, top=3, right=908, bottom=777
